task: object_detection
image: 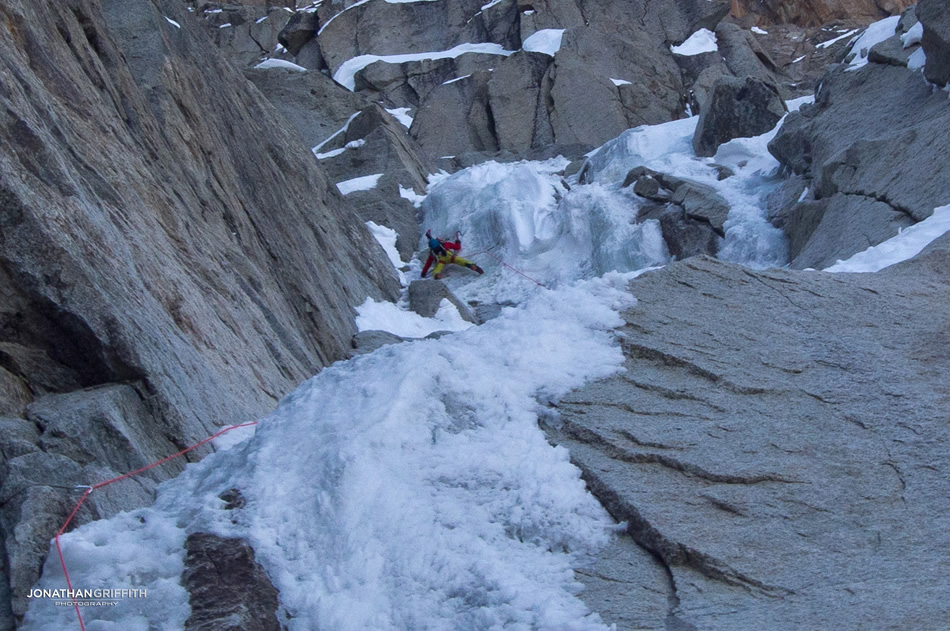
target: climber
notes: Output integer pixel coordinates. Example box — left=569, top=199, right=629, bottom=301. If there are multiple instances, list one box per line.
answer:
left=420, top=229, right=484, bottom=280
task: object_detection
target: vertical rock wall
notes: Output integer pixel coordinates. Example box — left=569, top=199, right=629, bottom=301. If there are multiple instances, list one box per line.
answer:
left=0, top=0, right=399, bottom=623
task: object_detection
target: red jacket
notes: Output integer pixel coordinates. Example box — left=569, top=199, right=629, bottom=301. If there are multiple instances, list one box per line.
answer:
left=421, top=239, right=461, bottom=277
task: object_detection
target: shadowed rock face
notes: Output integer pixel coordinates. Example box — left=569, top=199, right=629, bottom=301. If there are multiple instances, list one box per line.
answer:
left=0, top=0, right=399, bottom=620
left=549, top=244, right=950, bottom=630
left=692, top=75, right=787, bottom=157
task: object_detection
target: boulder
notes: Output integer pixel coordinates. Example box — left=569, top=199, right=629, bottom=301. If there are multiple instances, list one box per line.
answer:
left=787, top=194, right=914, bottom=269
left=917, top=0, right=950, bottom=86
left=671, top=181, right=731, bottom=235
left=351, top=330, right=407, bottom=354
left=867, top=34, right=916, bottom=67
left=692, top=75, right=787, bottom=157
left=715, top=23, right=789, bottom=95
left=183, top=533, right=281, bottom=631
left=0, top=417, right=39, bottom=462
left=408, top=280, right=478, bottom=324
left=0, top=386, right=187, bottom=618
left=553, top=251, right=950, bottom=629
left=626, top=168, right=725, bottom=258
left=294, top=37, right=327, bottom=72
left=656, top=205, right=722, bottom=259
left=277, top=10, right=319, bottom=56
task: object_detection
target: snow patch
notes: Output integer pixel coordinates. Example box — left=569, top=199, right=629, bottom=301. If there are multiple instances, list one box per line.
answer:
left=908, top=47, right=927, bottom=71
left=442, top=74, right=473, bottom=85
left=610, top=78, right=632, bottom=86
left=902, top=21, right=923, bottom=48
left=846, top=16, right=899, bottom=69
left=751, top=26, right=768, bottom=35
left=367, top=221, right=406, bottom=269
left=523, top=29, right=565, bottom=56
left=164, top=16, right=181, bottom=28
left=336, top=173, right=383, bottom=195
left=385, top=107, right=414, bottom=129
left=334, top=44, right=514, bottom=90
left=254, top=59, right=308, bottom=72
left=399, top=185, right=426, bottom=208
left=312, top=111, right=361, bottom=153
left=355, top=297, right=473, bottom=336
left=671, top=28, right=718, bottom=56
left=825, top=205, right=950, bottom=273
left=818, top=28, right=860, bottom=49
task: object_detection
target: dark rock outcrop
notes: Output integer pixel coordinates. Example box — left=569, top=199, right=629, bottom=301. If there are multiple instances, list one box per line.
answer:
left=693, top=75, right=787, bottom=156
left=183, top=533, right=281, bottom=631
left=351, top=330, right=407, bottom=355
left=626, top=168, right=727, bottom=259
left=917, top=0, right=950, bottom=86
left=0, top=0, right=399, bottom=619
left=408, top=280, right=478, bottom=324
left=769, top=62, right=950, bottom=267
left=278, top=10, right=319, bottom=56
left=552, top=248, right=950, bottom=629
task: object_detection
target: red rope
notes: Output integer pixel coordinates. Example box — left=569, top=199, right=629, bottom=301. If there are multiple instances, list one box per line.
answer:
left=53, top=421, right=259, bottom=630
left=482, top=251, right=547, bottom=288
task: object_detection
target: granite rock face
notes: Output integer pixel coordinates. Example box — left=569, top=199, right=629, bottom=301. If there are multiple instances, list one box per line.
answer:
left=551, top=248, right=950, bottom=630
left=244, top=69, right=431, bottom=259
left=769, top=62, right=950, bottom=268
left=0, top=0, right=398, bottom=621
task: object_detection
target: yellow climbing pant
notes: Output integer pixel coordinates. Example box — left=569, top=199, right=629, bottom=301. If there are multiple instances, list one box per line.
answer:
left=432, top=253, right=475, bottom=277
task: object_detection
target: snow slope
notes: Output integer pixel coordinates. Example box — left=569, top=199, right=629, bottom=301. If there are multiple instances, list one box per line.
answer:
left=24, top=275, right=637, bottom=631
